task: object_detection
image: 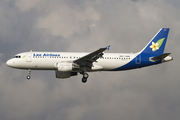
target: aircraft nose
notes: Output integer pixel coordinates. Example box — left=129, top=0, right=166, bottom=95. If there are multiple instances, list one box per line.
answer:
left=6, top=59, right=13, bottom=67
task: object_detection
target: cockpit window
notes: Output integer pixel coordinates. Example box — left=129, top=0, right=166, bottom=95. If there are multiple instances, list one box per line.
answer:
left=13, top=56, right=21, bottom=58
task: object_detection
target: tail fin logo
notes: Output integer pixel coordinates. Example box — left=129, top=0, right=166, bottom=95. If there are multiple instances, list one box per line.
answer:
left=150, top=38, right=165, bottom=52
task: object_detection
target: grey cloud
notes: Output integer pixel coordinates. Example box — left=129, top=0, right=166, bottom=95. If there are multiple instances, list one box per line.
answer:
left=0, top=0, right=180, bottom=120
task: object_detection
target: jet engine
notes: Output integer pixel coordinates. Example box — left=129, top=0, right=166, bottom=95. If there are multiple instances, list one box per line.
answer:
left=57, top=63, right=72, bottom=72
left=55, top=71, right=77, bottom=79
left=55, top=62, right=80, bottom=72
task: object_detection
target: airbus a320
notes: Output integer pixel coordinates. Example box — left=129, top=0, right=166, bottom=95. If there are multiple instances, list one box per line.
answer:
left=6, top=28, right=173, bottom=83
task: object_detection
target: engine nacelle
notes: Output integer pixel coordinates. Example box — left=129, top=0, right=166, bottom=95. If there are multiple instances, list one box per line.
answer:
left=55, top=62, right=80, bottom=72
left=55, top=71, right=77, bottom=79
left=56, top=63, right=73, bottom=72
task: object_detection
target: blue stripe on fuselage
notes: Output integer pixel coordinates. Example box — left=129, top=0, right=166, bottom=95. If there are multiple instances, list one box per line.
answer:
left=111, top=53, right=161, bottom=71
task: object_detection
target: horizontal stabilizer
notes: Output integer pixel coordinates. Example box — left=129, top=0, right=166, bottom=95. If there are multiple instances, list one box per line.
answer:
left=150, top=53, right=171, bottom=61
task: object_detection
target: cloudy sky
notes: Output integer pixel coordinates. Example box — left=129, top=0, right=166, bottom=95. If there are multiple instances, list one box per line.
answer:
left=0, top=0, right=180, bottom=120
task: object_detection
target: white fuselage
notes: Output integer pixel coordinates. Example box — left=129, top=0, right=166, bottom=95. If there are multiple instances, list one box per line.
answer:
left=6, top=52, right=137, bottom=71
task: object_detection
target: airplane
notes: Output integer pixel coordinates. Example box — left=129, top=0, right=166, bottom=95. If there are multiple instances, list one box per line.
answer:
left=6, top=28, right=173, bottom=83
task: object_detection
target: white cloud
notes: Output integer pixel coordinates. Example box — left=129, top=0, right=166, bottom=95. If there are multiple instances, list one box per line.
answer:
left=15, top=0, right=42, bottom=12
left=36, top=2, right=100, bottom=38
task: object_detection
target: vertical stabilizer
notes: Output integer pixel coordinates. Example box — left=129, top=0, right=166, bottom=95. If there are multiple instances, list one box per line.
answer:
left=140, top=28, right=170, bottom=55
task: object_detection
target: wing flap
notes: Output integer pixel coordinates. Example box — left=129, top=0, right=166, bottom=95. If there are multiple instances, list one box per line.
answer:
left=73, top=47, right=107, bottom=68
left=74, top=48, right=106, bottom=63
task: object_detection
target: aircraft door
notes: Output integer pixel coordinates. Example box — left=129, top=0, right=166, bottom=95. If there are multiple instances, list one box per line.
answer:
left=135, top=55, right=141, bottom=64
left=26, top=52, right=32, bottom=62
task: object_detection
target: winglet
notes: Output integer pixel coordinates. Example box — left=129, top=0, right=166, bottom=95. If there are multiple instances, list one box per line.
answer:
left=106, top=45, right=111, bottom=50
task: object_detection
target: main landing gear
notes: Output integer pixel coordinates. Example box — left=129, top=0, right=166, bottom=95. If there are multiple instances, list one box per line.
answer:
left=81, top=72, right=89, bottom=83
left=26, top=69, right=31, bottom=80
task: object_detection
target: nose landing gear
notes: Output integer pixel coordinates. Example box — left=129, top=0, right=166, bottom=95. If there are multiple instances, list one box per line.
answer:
left=81, top=72, right=89, bottom=83
left=26, top=69, right=31, bottom=80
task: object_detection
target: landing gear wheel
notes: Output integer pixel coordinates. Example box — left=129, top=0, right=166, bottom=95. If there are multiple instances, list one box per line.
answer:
left=27, top=69, right=31, bottom=80
left=83, top=73, right=89, bottom=78
left=82, top=77, right=87, bottom=83
left=26, top=69, right=31, bottom=80
left=80, top=72, right=89, bottom=83
left=26, top=75, right=31, bottom=80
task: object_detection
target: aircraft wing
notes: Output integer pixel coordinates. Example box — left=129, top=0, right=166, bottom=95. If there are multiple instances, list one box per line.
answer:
left=73, top=47, right=107, bottom=68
